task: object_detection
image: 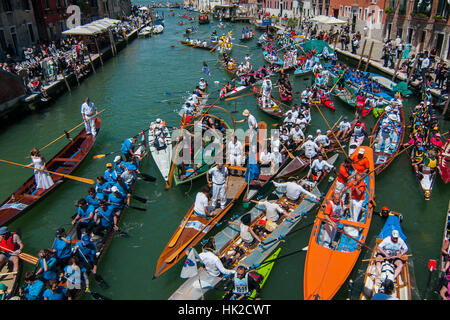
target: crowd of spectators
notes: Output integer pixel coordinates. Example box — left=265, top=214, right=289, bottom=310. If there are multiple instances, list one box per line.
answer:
left=0, top=14, right=150, bottom=101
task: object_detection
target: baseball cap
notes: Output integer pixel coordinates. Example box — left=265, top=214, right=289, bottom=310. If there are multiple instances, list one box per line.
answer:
left=0, top=226, right=8, bottom=235
left=114, top=156, right=121, bottom=162
left=391, top=230, right=399, bottom=238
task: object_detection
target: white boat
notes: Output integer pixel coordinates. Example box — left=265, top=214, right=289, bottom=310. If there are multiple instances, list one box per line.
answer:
left=138, top=26, right=152, bottom=38
left=152, top=25, right=164, bottom=34
left=148, top=125, right=172, bottom=181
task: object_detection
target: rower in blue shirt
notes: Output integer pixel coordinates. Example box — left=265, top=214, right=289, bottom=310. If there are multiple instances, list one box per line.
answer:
left=36, top=249, right=58, bottom=281
left=108, top=186, right=126, bottom=211
left=19, top=272, right=45, bottom=300
left=113, top=155, right=126, bottom=175
left=86, top=187, right=104, bottom=209
left=95, top=176, right=112, bottom=196
left=43, top=279, right=68, bottom=300
left=94, top=201, right=119, bottom=232
left=72, top=198, right=95, bottom=239
left=73, top=234, right=98, bottom=274
left=114, top=176, right=130, bottom=195
left=121, top=136, right=137, bottom=161
left=104, top=163, right=118, bottom=184
left=51, top=228, right=72, bottom=270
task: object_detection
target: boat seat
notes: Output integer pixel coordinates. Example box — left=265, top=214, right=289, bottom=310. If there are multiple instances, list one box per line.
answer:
left=22, top=194, right=40, bottom=200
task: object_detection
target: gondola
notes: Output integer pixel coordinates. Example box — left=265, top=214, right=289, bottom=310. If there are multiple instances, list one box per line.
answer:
left=180, top=40, right=214, bottom=51
left=0, top=118, right=101, bottom=226
left=438, top=137, right=450, bottom=183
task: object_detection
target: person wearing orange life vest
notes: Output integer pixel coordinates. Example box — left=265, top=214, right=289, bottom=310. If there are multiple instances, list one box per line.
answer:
left=347, top=173, right=366, bottom=222
left=350, top=148, right=370, bottom=174
left=322, top=192, right=344, bottom=248
left=335, top=158, right=354, bottom=194
left=0, top=226, right=24, bottom=276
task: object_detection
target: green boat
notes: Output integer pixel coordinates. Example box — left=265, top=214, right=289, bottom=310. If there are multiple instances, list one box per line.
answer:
left=248, top=247, right=281, bottom=299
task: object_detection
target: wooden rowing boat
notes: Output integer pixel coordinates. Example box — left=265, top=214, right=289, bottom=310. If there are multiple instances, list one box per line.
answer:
left=180, top=40, right=213, bottom=51
left=153, top=166, right=248, bottom=279
left=278, top=82, right=293, bottom=103
left=438, top=137, right=450, bottom=183
left=359, top=213, right=411, bottom=300
left=251, top=85, right=285, bottom=119
left=63, top=140, right=148, bottom=299
left=263, top=50, right=283, bottom=66
left=303, top=146, right=375, bottom=300
left=294, top=63, right=312, bottom=76
left=148, top=125, right=172, bottom=181
left=169, top=171, right=323, bottom=300
left=221, top=56, right=237, bottom=77
left=438, top=200, right=450, bottom=300
left=369, top=106, right=405, bottom=174
left=0, top=118, right=101, bottom=226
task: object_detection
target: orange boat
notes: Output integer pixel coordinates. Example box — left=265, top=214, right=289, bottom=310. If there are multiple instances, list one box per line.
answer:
left=303, top=146, right=375, bottom=300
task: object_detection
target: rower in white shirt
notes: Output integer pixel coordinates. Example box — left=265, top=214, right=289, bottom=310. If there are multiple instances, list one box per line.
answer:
left=227, top=135, right=244, bottom=172
left=336, top=117, right=352, bottom=139
left=207, top=163, right=229, bottom=209
left=194, top=185, right=215, bottom=217
left=272, top=180, right=319, bottom=202
left=252, top=200, right=290, bottom=222
left=299, top=135, right=320, bottom=159
left=198, top=238, right=235, bottom=277
left=314, top=129, right=331, bottom=148
left=309, top=154, right=334, bottom=181
left=290, top=124, right=305, bottom=143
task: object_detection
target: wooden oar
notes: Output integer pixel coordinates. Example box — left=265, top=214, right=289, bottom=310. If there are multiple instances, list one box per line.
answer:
left=38, top=109, right=106, bottom=153
left=224, top=92, right=254, bottom=101
left=312, top=102, right=348, bottom=159
left=0, top=159, right=95, bottom=185
left=0, top=246, right=38, bottom=265
left=234, top=43, right=248, bottom=48
left=210, top=42, right=220, bottom=53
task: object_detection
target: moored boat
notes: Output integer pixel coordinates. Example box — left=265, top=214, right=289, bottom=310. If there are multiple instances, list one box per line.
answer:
left=0, top=118, right=101, bottom=226
left=359, top=212, right=411, bottom=300
left=303, top=146, right=375, bottom=300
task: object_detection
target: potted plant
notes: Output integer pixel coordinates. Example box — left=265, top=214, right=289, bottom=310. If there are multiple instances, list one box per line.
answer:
left=385, top=6, right=394, bottom=14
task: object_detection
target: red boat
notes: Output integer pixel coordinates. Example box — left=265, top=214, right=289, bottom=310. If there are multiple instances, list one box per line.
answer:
left=0, top=118, right=101, bottom=226
left=438, top=137, right=450, bottom=183
left=320, top=97, right=335, bottom=111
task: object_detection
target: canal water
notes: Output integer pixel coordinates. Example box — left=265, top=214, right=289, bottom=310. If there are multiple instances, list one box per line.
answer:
left=0, top=3, right=449, bottom=300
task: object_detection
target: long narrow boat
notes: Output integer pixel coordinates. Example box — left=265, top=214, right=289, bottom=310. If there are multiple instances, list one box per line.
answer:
left=0, top=118, right=101, bottom=226
left=148, top=125, right=172, bottom=181
left=169, top=171, right=323, bottom=300
left=294, top=63, right=312, bottom=76
left=438, top=200, right=450, bottom=300
left=304, top=146, right=375, bottom=300
left=180, top=40, right=213, bottom=50
left=359, top=212, right=411, bottom=300
left=64, top=138, right=148, bottom=299
left=369, top=107, right=405, bottom=174
left=263, top=50, right=283, bottom=66
left=153, top=165, right=248, bottom=279
left=279, top=82, right=293, bottom=103
left=251, top=85, right=285, bottom=119
left=334, top=85, right=357, bottom=109
left=438, top=137, right=450, bottom=183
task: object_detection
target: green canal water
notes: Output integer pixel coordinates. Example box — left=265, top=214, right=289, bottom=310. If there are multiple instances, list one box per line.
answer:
left=0, top=4, right=449, bottom=300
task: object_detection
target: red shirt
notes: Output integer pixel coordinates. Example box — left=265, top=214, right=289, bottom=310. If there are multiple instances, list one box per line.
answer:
left=337, top=164, right=350, bottom=184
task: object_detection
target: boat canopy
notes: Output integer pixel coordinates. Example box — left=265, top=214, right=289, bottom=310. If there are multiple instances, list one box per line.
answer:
left=62, top=18, right=121, bottom=36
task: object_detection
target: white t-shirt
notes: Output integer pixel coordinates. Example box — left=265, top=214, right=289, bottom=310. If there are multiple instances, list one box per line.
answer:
left=194, top=192, right=209, bottom=215
left=208, top=166, right=228, bottom=185
left=260, top=200, right=284, bottom=222
left=240, top=223, right=253, bottom=243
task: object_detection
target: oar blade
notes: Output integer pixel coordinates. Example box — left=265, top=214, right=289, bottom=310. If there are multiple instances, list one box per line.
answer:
left=93, top=154, right=106, bottom=159
left=90, top=291, right=112, bottom=300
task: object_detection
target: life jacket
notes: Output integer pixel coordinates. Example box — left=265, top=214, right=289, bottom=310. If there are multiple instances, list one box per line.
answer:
left=0, top=232, right=17, bottom=253
left=414, top=150, right=424, bottom=162
left=426, top=157, right=437, bottom=169
left=326, top=199, right=343, bottom=222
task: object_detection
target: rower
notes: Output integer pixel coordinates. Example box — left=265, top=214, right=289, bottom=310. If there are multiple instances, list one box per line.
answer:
left=121, top=136, right=137, bottom=161
left=252, top=199, right=290, bottom=223
left=235, top=109, right=258, bottom=151
left=347, top=173, right=367, bottom=222
left=71, top=198, right=95, bottom=240
left=104, top=163, right=118, bottom=184
left=260, top=77, right=272, bottom=110
left=223, top=265, right=263, bottom=300
left=309, top=154, right=334, bottom=181
left=299, top=135, right=320, bottom=160
left=73, top=234, right=98, bottom=276
left=153, top=128, right=167, bottom=151
left=35, top=249, right=58, bottom=282
left=198, top=238, right=235, bottom=277
left=193, top=185, right=215, bottom=218
left=314, top=129, right=331, bottom=149
left=375, top=229, right=408, bottom=280
left=272, top=179, right=320, bottom=202
left=335, top=158, right=354, bottom=195
left=19, top=272, right=45, bottom=300
left=373, top=96, right=387, bottom=118
left=207, top=163, right=229, bottom=210
left=199, top=78, right=207, bottom=92
left=227, top=135, right=243, bottom=174
left=371, top=279, right=398, bottom=300
left=80, top=97, right=97, bottom=137
left=228, top=213, right=262, bottom=247
left=0, top=226, right=24, bottom=277
left=350, top=148, right=370, bottom=174
left=51, top=228, right=72, bottom=272
left=322, top=192, right=344, bottom=248
left=290, top=123, right=305, bottom=146
left=335, top=117, right=352, bottom=139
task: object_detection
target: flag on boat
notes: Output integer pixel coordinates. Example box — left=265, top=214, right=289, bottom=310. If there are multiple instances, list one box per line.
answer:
left=245, top=147, right=260, bottom=183
left=180, top=247, right=201, bottom=278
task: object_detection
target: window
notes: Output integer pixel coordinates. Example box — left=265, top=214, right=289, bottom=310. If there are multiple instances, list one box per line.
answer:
left=28, top=23, right=35, bottom=43
left=0, top=29, right=6, bottom=51
left=339, top=5, right=343, bottom=16
left=407, top=28, right=413, bottom=43
left=3, top=0, right=12, bottom=12
left=22, top=0, right=30, bottom=10
left=359, top=7, right=362, bottom=19
left=378, top=9, right=383, bottom=23
left=44, top=0, right=50, bottom=9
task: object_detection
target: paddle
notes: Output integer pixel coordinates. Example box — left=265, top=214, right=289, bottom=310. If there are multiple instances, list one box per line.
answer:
left=224, top=91, right=254, bottom=101
left=0, top=159, right=95, bottom=185
left=38, top=109, right=106, bottom=153
left=137, top=172, right=157, bottom=182
left=210, top=42, right=220, bottom=53
left=424, top=259, right=437, bottom=300
left=131, top=194, right=147, bottom=203
left=74, top=248, right=109, bottom=289
left=93, top=151, right=121, bottom=159
left=260, top=220, right=316, bottom=247
left=0, top=245, right=38, bottom=265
